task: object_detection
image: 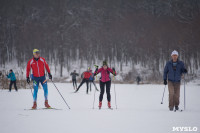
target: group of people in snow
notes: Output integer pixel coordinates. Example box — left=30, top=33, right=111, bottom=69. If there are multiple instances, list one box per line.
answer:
left=73, top=67, right=99, bottom=94
left=4, top=48, right=187, bottom=111
left=73, top=61, right=116, bottom=108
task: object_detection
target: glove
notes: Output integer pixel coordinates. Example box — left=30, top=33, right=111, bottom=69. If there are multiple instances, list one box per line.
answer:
left=94, top=65, right=99, bottom=68
left=48, top=73, right=52, bottom=80
left=27, top=77, right=30, bottom=84
left=112, top=68, right=116, bottom=76
left=184, top=69, right=187, bottom=73
left=164, top=80, right=167, bottom=85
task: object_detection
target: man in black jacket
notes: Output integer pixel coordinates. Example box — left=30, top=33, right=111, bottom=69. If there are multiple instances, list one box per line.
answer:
left=70, top=70, right=79, bottom=89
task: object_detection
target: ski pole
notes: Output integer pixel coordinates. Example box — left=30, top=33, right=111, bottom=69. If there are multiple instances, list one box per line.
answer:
left=51, top=80, right=71, bottom=109
left=28, top=83, right=33, bottom=96
left=92, top=87, right=96, bottom=109
left=113, top=76, right=117, bottom=109
left=93, top=66, right=98, bottom=109
left=161, top=85, right=166, bottom=104
left=184, top=73, right=186, bottom=110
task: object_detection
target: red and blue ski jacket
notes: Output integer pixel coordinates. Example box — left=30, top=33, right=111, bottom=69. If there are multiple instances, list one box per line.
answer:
left=94, top=67, right=116, bottom=82
left=26, top=57, right=51, bottom=78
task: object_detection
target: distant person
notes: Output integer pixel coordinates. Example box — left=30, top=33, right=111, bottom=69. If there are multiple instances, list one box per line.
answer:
left=94, top=61, right=116, bottom=109
left=163, top=50, right=187, bottom=111
left=70, top=70, right=79, bottom=89
left=26, top=49, right=52, bottom=109
left=136, top=76, right=141, bottom=85
left=0, top=71, right=2, bottom=89
left=75, top=67, right=92, bottom=94
left=89, top=69, right=99, bottom=91
left=6, top=69, right=18, bottom=92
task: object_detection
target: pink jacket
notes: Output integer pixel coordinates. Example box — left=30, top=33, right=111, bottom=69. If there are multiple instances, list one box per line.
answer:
left=95, top=67, right=116, bottom=82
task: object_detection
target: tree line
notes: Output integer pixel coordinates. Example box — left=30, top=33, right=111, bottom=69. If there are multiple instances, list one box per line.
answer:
left=0, top=0, right=200, bottom=82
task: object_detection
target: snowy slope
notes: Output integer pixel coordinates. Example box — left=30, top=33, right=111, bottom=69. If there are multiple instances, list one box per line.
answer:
left=0, top=83, right=199, bottom=133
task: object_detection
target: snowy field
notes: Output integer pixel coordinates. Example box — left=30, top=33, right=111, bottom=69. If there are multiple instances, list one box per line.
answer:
left=0, top=82, right=199, bottom=133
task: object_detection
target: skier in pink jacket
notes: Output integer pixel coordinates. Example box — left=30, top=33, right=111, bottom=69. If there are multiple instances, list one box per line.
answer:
left=94, top=60, right=116, bottom=109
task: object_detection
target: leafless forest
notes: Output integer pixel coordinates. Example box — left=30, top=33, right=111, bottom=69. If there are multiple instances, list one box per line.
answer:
left=0, top=0, right=200, bottom=83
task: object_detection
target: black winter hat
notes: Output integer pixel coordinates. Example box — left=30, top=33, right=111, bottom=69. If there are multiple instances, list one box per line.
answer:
left=103, top=60, right=108, bottom=66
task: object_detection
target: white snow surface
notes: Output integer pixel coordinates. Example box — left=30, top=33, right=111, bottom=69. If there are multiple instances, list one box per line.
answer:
left=0, top=83, right=199, bottom=133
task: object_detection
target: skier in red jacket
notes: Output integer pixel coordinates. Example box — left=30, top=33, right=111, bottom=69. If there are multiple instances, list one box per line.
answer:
left=75, top=67, right=92, bottom=94
left=26, top=49, right=52, bottom=109
left=94, top=61, right=116, bottom=109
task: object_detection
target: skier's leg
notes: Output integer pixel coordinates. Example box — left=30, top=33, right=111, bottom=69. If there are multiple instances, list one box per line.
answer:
left=86, top=80, right=89, bottom=93
left=168, top=81, right=175, bottom=110
left=106, top=81, right=111, bottom=102
left=90, top=81, right=92, bottom=91
left=75, top=79, right=86, bottom=92
left=174, top=82, right=180, bottom=107
left=41, top=77, right=48, bottom=101
left=9, top=81, right=13, bottom=91
left=75, top=79, right=77, bottom=88
left=41, top=76, right=51, bottom=108
left=14, top=80, right=17, bottom=91
left=99, top=81, right=105, bottom=102
left=72, top=79, right=75, bottom=87
left=33, top=79, right=39, bottom=102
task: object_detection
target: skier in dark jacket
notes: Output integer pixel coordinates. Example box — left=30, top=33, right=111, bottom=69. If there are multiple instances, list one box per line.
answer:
left=7, top=69, right=18, bottom=92
left=163, top=50, right=187, bottom=111
left=94, top=61, right=116, bottom=109
left=75, top=67, right=92, bottom=94
left=70, top=70, right=79, bottom=89
left=89, top=69, right=99, bottom=91
left=136, top=76, right=141, bottom=85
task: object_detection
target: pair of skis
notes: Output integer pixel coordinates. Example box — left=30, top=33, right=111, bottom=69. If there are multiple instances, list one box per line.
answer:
left=25, top=107, right=61, bottom=110
left=99, top=107, right=113, bottom=110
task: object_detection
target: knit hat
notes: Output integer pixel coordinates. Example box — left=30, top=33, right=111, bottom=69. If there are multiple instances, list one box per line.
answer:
left=103, top=60, right=108, bottom=66
left=171, top=50, right=179, bottom=56
left=33, top=49, right=40, bottom=55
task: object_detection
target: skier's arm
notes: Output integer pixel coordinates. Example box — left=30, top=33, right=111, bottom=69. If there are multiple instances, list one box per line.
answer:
left=108, top=67, right=116, bottom=76
left=181, top=62, right=187, bottom=74
left=7, top=73, right=11, bottom=78
left=44, top=58, right=51, bottom=74
left=76, top=73, right=79, bottom=76
left=163, top=63, right=169, bottom=80
left=26, top=60, right=31, bottom=78
left=81, top=72, right=84, bottom=79
left=94, top=68, right=103, bottom=76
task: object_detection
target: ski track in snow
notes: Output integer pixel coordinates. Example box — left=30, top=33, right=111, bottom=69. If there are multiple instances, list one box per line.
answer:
left=0, top=83, right=199, bottom=133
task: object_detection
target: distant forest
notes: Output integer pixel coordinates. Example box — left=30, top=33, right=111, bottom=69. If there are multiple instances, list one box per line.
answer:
left=0, top=0, right=200, bottom=82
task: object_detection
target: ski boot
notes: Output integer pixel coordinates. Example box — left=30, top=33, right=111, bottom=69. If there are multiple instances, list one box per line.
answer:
left=45, top=100, right=51, bottom=108
left=32, top=102, right=37, bottom=109
left=108, top=102, right=111, bottom=109
left=175, top=106, right=179, bottom=110
left=169, top=107, right=174, bottom=111
left=99, top=102, right=102, bottom=109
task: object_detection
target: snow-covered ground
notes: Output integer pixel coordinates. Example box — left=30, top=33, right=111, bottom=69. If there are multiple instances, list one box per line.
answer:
left=0, top=82, right=199, bottom=133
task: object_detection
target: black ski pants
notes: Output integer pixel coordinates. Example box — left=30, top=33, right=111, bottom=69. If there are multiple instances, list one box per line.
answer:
left=99, top=80, right=111, bottom=102
left=9, top=80, right=17, bottom=91
left=76, top=78, right=89, bottom=93
left=72, top=79, right=77, bottom=88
